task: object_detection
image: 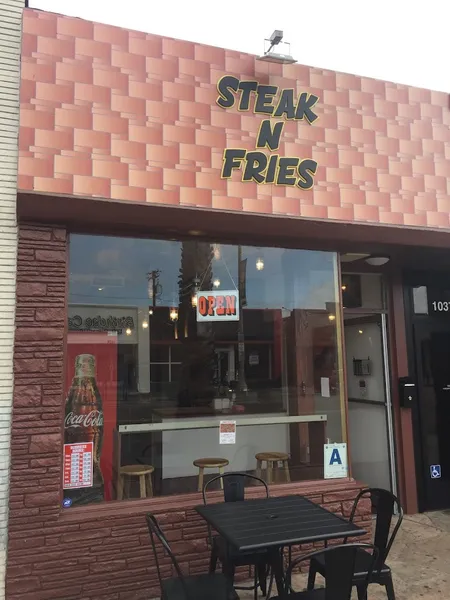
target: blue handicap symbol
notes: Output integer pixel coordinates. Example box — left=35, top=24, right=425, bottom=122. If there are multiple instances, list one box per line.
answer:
left=62, top=497, right=72, bottom=508
left=329, top=448, right=342, bottom=466
left=430, top=465, right=441, bottom=479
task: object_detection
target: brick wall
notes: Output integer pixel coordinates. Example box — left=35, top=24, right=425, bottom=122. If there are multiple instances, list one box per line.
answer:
left=18, top=9, right=450, bottom=229
left=0, top=1, right=25, bottom=597
left=7, top=223, right=371, bottom=600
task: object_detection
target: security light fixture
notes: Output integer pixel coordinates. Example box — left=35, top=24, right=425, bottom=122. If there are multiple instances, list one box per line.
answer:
left=269, top=30, right=284, bottom=50
left=257, top=30, right=297, bottom=65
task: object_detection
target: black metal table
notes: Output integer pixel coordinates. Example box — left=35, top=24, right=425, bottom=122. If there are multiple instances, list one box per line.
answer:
left=196, top=494, right=366, bottom=595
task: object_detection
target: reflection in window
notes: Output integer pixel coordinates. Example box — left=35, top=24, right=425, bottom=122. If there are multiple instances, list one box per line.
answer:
left=65, top=235, right=345, bottom=503
left=413, top=286, right=428, bottom=315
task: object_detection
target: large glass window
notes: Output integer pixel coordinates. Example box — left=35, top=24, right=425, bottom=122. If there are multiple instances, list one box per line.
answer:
left=64, top=235, right=346, bottom=504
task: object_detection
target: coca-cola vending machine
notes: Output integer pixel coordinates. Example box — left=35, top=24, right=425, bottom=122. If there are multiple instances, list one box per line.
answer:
left=64, top=331, right=118, bottom=505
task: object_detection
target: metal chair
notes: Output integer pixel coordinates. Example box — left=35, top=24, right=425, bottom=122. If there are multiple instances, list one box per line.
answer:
left=307, top=488, right=403, bottom=600
left=203, top=472, right=270, bottom=599
left=272, top=543, right=378, bottom=599
left=145, top=513, right=238, bottom=600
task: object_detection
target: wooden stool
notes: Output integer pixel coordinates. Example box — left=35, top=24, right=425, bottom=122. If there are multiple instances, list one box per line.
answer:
left=117, top=464, right=154, bottom=500
left=193, top=458, right=229, bottom=492
left=255, top=452, right=290, bottom=484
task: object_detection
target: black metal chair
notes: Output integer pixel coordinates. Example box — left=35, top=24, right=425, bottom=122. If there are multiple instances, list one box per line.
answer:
left=145, top=513, right=238, bottom=600
left=307, top=488, right=403, bottom=600
left=272, top=543, right=378, bottom=599
left=203, top=472, right=270, bottom=599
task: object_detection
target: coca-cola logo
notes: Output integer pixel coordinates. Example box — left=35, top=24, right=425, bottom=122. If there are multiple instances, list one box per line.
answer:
left=65, top=410, right=104, bottom=429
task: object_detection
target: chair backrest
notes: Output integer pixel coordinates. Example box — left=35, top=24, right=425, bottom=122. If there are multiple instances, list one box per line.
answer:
left=202, top=472, right=269, bottom=504
left=346, top=487, right=403, bottom=570
left=145, top=513, right=190, bottom=600
left=286, top=543, right=379, bottom=600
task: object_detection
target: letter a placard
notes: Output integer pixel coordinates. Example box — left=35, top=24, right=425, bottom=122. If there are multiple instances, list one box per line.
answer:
left=324, top=443, right=348, bottom=479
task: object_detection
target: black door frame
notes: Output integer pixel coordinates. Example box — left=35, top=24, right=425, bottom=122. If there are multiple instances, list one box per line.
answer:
left=403, top=270, right=450, bottom=512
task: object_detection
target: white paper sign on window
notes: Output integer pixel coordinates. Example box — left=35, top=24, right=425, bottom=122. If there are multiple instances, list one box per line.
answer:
left=219, top=420, right=236, bottom=444
left=324, top=443, right=348, bottom=479
left=196, top=290, right=239, bottom=322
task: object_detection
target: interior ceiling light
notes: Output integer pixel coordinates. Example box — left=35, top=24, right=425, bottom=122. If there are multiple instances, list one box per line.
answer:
left=365, top=255, right=390, bottom=266
left=257, top=30, right=297, bottom=65
left=340, top=253, right=371, bottom=263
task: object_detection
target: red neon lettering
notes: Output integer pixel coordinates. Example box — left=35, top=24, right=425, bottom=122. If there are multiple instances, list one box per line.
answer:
left=216, top=295, right=225, bottom=315
left=207, top=296, right=216, bottom=316
left=225, top=295, right=236, bottom=315
left=198, top=296, right=207, bottom=316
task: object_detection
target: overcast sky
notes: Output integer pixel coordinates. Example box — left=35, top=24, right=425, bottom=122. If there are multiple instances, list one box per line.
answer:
left=30, top=0, right=448, bottom=93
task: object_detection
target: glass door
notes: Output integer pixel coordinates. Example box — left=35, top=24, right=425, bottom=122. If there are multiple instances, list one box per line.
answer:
left=344, top=313, right=396, bottom=491
left=412, top=319, right=450, bottom=510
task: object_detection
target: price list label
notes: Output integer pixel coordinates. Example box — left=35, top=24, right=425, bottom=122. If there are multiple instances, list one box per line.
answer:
left=63, top=442, right=93, bottom=489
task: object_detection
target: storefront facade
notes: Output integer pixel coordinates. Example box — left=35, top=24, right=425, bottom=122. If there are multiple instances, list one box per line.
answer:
left=7, top=7, right=450, bottom=600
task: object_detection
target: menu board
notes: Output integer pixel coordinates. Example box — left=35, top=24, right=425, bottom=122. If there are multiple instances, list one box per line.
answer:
left=63, top=442, right=93, bottom=489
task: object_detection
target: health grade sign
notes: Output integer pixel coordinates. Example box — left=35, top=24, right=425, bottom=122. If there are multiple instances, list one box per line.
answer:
left=196, top=290, right=239, bottom=322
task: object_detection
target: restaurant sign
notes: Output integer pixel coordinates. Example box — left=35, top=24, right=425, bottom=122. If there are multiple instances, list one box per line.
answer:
left=217, top=76, right=319, bottom=189
left=196, top=290, right=239, bottom=322
left=68, top=314, right=135, bottom=333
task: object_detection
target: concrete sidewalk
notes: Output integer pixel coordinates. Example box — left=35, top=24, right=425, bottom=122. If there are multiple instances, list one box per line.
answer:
left=240, top=511, right=450, bottom=599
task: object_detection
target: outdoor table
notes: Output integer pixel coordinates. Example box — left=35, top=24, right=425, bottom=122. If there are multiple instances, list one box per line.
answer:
left=196, top=494, right=366, bottom=595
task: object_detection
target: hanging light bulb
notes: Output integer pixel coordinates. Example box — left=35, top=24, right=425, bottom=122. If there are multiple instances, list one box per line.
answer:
left=142, top=320, right=148, bottom=329
left=213, top=278, right=220, bottom=288
left=256, top=257, right=264, bottom=271
left=125, top=327, right=132, bottom=336
left=191, top=276, right=200, bottom=308
left=170, top=307, right=179, bottom=321
left=213, top=244, right=221, bottom=260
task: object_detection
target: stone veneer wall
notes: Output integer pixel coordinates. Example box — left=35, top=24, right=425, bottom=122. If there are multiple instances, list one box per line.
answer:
left=7, top=223, right=371, bottom=600
left=0, top=1, right=24, bottom=598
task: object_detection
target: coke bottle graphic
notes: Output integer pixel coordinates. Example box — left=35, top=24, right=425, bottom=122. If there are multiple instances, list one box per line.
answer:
left=64, top=354, right=104, bottom=505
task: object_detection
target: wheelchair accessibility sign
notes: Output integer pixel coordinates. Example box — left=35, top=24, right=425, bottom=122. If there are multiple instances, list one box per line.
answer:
left=430, top=465, right=441, bottom=479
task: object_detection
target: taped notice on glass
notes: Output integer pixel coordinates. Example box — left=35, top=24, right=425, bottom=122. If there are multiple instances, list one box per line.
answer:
left=63, top=442, right=93, bottom=489
left=219, top=420, right=236, bottom=444
left=324, top=443, right=348, bottom=479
